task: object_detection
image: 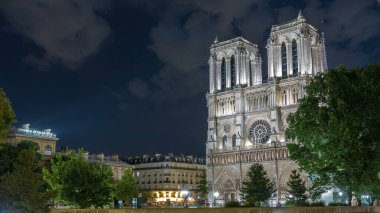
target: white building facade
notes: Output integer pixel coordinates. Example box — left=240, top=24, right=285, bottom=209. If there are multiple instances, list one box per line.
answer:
left=206, top=12, right=327, bottom=206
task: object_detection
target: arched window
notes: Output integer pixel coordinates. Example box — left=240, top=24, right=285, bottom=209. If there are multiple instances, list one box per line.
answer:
left=222, top=135, right=227, bottom=150
left=221, top=58, right=226, bottom=90
left=281, top=42, right=287, bottom=77
left=232, top=134, right=237, bottom=148
left=292, top=39, right=298, bottom=75
left=249, top=60, right=252, bottom=86
left=230, top=56, right=236, bottom=87
left=44, top=144, right=52, bottom=155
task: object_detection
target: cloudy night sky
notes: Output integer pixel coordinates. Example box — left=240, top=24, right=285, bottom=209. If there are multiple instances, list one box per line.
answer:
left=0, top=0, right=379, bottom=157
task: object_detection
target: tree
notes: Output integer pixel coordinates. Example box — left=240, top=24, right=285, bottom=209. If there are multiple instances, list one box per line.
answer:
left=286, top=170, right=307, bottom=201
left=0, top=148, right=54, bottom=212
left=114, top=169, right=138, bottom=205
left=0, top=140, right=40, bottom=177
left=196, top=170, right=209, bottom=202
left=0, top=89, right=16, bottom=141
left=240, top=163, right=275, bottom=207
left=43, top=150, right=114, bottom=208
left=287, top=65, right=380, bottom=205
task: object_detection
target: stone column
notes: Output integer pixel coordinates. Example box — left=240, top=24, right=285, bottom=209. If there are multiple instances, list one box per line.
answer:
left=241, top=52, right=247, bottom=84
left=236, top=52, right=241, bottom=85
left=287, top=42, right=293, bottom=75
left=216, top=61, right=222, bottom=90
left=209, top=55, right=215, bottom=92
left=267, top=45, right=274, bottom=78
left=246, top=58, right=251, bottom=86
left=226, top=58, right=231, bottom=88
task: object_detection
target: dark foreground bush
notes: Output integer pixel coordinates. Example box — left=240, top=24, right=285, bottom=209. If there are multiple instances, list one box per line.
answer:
left=328, top=202, right=349, bottom=206
left=224, top=200, right=241, bottom=207
left=284, top=200, right=309, bottom=207
left=309, top=201, right=325, bottom=206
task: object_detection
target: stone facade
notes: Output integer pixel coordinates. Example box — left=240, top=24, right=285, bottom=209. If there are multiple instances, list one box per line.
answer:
left=206, top=11, right=327, bottom=206
left=84, top=152, right=133, bottom=180
left=5, top=123, right=58, bottom=159
left=127, top=154, right=206, bottom=205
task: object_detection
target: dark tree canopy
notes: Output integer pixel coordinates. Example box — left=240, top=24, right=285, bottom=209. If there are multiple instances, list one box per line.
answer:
left=287, top=65, right=380, bottom=203
left=0, top=148, right=54, bottom=212
left=0, top=140, right=40, bottom=177
left=43, top=150, right=114, bottom=208
left=286, top=170, right=307, bottom=201
left=240, top=163, right=275, bottom=207
left=0, top=89, right=16, bottom=141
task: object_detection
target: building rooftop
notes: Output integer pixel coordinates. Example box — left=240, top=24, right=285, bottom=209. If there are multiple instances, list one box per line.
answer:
left=11, top=123, right=58, bottom=140
left=127, top=153, right=206, bottom=165
left=86, top=153, right=132, bottom=167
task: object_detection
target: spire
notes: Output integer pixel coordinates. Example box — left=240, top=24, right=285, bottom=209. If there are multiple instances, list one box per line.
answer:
left=214, top=35, right=218, bottom=44
left=297, top=10, right=305, bottom=21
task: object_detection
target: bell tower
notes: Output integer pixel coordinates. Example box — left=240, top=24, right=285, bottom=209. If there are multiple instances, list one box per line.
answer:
left=267, top=11, right=327, bottom=79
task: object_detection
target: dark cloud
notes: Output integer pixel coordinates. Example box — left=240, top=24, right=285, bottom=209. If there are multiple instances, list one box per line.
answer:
left=124, top=0, right=379, bottom=105
left=0, top=0, right=111, bottom=69
left=304, top=0, right=380, bottom=67
left=127, top=78, right=150, bottom=99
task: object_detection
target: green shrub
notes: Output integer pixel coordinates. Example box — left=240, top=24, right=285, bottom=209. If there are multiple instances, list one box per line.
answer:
left=284, top=200, right=309, bottom=207
left=327, top=202, right=349, bottom=206
left=224, top=200, right=241, bottom=208
left=309, top=201, right=325, bottom=206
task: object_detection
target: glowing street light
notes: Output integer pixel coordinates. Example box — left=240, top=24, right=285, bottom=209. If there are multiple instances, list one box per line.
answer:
left=213, top=191, right=219, bottom=198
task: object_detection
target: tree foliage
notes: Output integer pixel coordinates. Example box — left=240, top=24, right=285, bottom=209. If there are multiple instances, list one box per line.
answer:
left=43, top=150, right=114, bottom=208
left=114, top=169, right=138, bottom=204
left=0, top=140, right=40, bottom=177
left=286, top=170, right=307, bottom=201
left=287, top=65, right=380, bottom=203
left=0, top=89, right=16, bottom=141
left=196, top=170, right=209, bottom=200
left=0, top=148, right=54, bottom=212
left=240, top=163, right=275, bottom=207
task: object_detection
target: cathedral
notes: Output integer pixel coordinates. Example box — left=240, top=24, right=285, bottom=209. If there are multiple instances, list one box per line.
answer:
left=205, top=11, right=327, bottom=206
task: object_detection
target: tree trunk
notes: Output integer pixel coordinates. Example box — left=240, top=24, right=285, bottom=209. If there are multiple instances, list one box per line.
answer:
left=347, top=190, right=353, bottom=206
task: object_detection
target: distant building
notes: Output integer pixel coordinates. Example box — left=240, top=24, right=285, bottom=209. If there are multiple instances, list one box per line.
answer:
left=84, top=152, right=134, bottom=180
left=6, top=123, right=58, bottom=159
left=127, top=153, right=206, bottom=205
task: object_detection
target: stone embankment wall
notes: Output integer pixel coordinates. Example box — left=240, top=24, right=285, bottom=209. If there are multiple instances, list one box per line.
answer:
left=52, top=206, right=380, bottom=213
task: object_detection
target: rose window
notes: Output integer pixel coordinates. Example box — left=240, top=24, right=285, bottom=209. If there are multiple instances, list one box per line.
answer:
left=248, top=120, right=271, bottom=144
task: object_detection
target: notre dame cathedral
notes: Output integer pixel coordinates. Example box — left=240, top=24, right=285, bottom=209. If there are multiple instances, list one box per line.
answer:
left=206, top=11, right=328, bottom=206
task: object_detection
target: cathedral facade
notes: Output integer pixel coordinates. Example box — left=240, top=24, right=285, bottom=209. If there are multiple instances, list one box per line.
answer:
left=205, top=12, right=327, bottom=206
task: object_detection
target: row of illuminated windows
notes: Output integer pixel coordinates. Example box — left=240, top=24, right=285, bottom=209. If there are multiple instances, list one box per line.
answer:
left=138, top=172, right=203, bottom=178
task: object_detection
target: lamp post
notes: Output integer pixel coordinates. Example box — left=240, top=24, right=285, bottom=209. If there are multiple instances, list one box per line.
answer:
left=181, top=190, right=189, bottom=208
left=272, top=127, right=280, bottom=207
left=213, top=191, right=219, bottom=207
left=209, top=135, right=216, bottom=207
left=237, top=145, right=242, bottom=192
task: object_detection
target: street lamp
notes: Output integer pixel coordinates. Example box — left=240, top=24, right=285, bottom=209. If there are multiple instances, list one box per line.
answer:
left=272, top=127, right=280, bottom=207
left=213, top=192, right=219, bottom=207
left=181, top=190, right=189, bottom=208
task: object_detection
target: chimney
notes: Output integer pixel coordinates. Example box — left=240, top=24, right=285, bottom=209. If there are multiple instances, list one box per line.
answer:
left=22, top=123, right=30, bottom=130
left=43, top=129, right=51, bottom=133
left=83, top=151, right=89, bottom=160
left=97, top=153, right=104, bottom=162
left=111, top=154, right=119, bottom=162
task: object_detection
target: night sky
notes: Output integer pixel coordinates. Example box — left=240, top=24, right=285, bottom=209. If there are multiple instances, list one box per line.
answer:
left=0, top=0, right=379, bottom=157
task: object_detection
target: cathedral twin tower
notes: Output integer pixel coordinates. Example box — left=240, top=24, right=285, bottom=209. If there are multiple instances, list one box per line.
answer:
left=206, top=11, right=327, bottom=205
